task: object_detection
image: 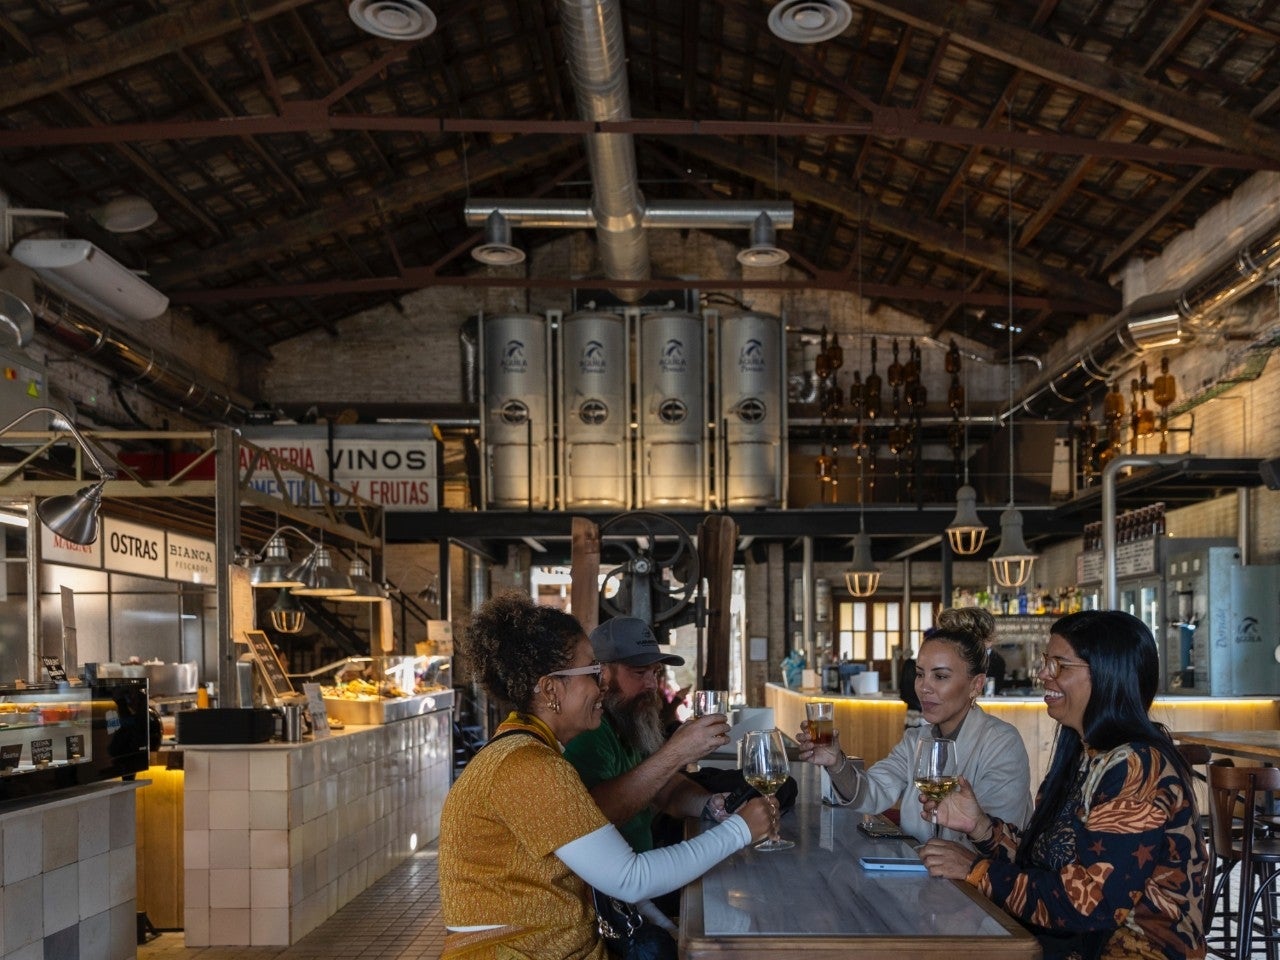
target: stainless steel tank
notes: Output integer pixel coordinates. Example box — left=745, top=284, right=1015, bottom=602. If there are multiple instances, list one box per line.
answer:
left=480, top=313, right=552, bottom=508
left=717, top=311, right=786, bottom=507
left=559, top=311, right=630, bottom=508
left=637, top=312, right=707, bottom=507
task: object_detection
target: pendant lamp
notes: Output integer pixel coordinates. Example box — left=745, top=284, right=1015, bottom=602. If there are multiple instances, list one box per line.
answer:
left=268, top=589, right=306, bottom=634
left=989, top=132, right=1036, bottom=589
left=289, top=545, right=356, bottom=597
left=336, top=555, right=386, bottom=602
left=844, top=209, right=879, bottom=598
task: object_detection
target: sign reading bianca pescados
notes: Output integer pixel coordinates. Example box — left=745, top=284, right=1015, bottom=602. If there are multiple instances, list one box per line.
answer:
left=239, top=424, right=439, bottom=511
left=167, top=531, right=218, bottom=585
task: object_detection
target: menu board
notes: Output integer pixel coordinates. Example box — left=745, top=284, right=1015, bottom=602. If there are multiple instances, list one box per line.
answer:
left=242, top=630, right=296, bottom=700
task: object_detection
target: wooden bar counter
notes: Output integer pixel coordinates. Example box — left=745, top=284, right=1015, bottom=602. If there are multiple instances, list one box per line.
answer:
left=767, top=684, right=1280, bottom=787
left=680, top=763, right=1038, bottom=959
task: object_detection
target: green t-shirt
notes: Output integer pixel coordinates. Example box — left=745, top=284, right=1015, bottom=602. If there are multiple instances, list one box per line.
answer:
left=564, top=716, right=653, bottom=852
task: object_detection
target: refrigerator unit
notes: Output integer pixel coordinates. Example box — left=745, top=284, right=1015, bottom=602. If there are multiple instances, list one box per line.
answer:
left=1166, top=546, right=1280, bottom=696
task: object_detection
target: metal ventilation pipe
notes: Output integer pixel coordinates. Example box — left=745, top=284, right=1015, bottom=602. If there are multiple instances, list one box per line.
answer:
left=1011, top=216, right=1280, bottom=420
left=559, top=0, right=648, bottom=301
left=33, top=285, right=253, bottom=423
left=459, top=316, right=479, bottom=405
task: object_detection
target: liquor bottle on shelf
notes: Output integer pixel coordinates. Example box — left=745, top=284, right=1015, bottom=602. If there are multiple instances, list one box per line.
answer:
left=1137, top=361, right=1156, bottom=437
left=1017, top=585, right=1029, bottom=615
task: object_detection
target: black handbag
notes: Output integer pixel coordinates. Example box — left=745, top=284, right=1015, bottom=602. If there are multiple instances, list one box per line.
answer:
left=591, top=889, right=678, bottom=960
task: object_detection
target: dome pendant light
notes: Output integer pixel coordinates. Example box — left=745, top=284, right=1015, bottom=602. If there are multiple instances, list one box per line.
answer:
left=945, top=202, right=987, bottom=556
left=843, top=523, right=880, bottom=597
left=844, top=208, right=879, bottom=599
left=946, top=483, right=987, bottom=556
left=268, top=589, right=306, bottom=634
left=989, top=128, right=1035, bottom=589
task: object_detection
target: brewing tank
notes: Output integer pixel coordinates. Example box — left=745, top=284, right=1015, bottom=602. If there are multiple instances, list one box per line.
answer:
left=716, top=311, right=786, bottom=507
left=637, top=312, right=707, bottom=507
left=559, top=311, right=630, bottom=508
left=480, top=313, right=552, bottom=508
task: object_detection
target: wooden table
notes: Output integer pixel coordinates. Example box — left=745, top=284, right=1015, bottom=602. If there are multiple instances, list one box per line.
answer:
left=679, top=764, right=1040, bottom=959
left=1174, top=730, right=1280, bottom=764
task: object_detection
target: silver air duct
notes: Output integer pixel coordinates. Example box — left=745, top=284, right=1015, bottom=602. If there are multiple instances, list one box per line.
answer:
left=1011, top=216, right=1280, bottom=419
left=464, top=0, right=793, bottom=290
left=560, top=0, right=649, bottom=301
left=33, top=284, right=253, bottom=424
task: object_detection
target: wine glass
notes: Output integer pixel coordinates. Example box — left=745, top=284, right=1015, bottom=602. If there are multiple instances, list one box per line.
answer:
left=912, top=736, right=958, bottom=838
left=741, top=729, right=794, bottom=851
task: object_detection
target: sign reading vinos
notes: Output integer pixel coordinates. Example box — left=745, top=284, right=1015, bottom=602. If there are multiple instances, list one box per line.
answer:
left=240, top=424, right=439, bottom=511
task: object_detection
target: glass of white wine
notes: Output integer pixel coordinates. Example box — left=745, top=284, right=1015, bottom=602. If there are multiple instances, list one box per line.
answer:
left=912, top=736, right=958, bottom=839
left=741, top=728, right=794, bottom=851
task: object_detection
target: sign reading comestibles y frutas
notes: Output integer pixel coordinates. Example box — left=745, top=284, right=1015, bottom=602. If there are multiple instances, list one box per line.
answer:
left=239, top=424, right=440, bottom=512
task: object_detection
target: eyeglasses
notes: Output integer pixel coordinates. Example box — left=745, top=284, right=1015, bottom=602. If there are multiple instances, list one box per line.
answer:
left=548, top=663, right=603, bottom=681
left=1039, top=653, right=1090, bottom=679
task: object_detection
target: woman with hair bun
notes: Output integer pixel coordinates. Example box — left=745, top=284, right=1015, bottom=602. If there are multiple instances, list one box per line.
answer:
left=797, top=606, right=1032, bottom=845
left=439, top=592, right=774, bottom=959
left=919, top=610, right=1206, bottom=960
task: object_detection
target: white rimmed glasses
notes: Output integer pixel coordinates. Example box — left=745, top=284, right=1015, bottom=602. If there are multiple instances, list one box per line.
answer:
left=548, top=663, right=603, bottom=682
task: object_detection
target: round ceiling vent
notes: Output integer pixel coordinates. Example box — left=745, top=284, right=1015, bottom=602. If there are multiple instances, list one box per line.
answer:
left=767, top=0, right=853, bottom=44
left=472, top=242, right=526, bottom=266
left=348, top=0, right=437, bottom=41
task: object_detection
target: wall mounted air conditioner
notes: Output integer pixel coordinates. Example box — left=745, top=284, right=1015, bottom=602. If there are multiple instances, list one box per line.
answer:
left=10, top=238, right=168, bottom=323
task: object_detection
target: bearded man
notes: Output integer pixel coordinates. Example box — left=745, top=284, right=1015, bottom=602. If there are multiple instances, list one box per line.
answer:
left=564, top=616, right=732, bottom=856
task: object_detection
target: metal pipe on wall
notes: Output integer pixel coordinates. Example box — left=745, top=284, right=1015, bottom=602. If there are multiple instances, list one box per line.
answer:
left=1238, top=487, right=1251, bottom=566
left=1101, top=454, right=1192, bottom=608
left=801, top=536, right=813, bottom=661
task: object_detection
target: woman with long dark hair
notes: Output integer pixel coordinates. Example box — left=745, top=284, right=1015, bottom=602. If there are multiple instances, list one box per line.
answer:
left=918, top=610, right=1207, bottom=960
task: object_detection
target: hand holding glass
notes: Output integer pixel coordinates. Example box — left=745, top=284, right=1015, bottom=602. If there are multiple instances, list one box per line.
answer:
left=913, top=736, right=958, bottom=839
left=804, top=700, right=834, bottom=745
left=741, top=729, right=794, bottom=851
left=693, top=689, right=728, bottom=717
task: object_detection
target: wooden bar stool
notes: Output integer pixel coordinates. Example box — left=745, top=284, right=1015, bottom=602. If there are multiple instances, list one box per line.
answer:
left=1207, top=763, right=1280, bottom=960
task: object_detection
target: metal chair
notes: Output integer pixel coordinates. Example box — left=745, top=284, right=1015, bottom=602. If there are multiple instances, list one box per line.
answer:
left=1207, top=763, right=1280, bottom=960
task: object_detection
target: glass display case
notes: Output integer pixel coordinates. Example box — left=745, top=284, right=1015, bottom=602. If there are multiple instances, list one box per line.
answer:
left=0, top=677, right=150, bottom=802
left=315, top=655, right=454, bottom=725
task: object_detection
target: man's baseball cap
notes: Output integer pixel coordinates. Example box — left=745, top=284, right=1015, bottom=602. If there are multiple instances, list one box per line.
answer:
left=589, top=617, right=685, bottom=667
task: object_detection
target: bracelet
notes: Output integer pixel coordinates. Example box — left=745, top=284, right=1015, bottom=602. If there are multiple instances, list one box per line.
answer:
left=969, top=816, right=994, bottom=844
left=828, top=753, right=849, bottom=776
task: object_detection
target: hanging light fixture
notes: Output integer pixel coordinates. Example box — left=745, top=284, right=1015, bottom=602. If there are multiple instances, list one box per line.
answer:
left=268, top=589, right=307, bottom=634
left=844, top=526, right=880, bottom=597
left=736, top=212, right=790, bottom=267
left=945, top=200, right=987, bottom=556
left=472, top=210, right=526, bottom=265
left=247, top=531, right=307, bottom=588
left=336, top=555, right=386, bottom=603
left=844, top=210, right=879, bottom=598
left=0, top=406, right=113, bottom=546
left=989, top=127, right=1036, bottom=589
left=289, top=545, right=356, bottom=598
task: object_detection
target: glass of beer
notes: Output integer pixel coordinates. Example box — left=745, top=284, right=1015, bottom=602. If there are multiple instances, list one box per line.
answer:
left=805, top=700, right=835, bottom=746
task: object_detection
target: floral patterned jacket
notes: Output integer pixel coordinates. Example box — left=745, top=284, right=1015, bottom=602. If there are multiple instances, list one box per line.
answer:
left=967, top=742, right=1207, bottom=960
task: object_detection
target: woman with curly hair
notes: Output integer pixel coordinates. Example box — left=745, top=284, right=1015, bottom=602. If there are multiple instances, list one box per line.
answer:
left=439, top=592, right=774, bottom=959
left=918, top=610, right=1207, bottom=960
left=797, top=606, right=1032, bottom=846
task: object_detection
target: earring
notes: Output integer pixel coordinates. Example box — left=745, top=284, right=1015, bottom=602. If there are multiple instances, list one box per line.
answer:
left=547, top=696, right=561, bottom=714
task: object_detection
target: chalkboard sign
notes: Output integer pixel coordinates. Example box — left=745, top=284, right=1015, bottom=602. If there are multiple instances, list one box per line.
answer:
left=0, top=743, right=20, bottom=770
left=242, top=630, right=296, bottom=700
left=31, top=738, right=53, bottom=765
left=41, top=657, right=66, bottom=682
left=65, top=734, right=85, bottom=760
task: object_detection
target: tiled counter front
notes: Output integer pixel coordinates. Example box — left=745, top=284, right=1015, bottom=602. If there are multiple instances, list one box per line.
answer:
left=181, top=709, right=451, bottom=946
left=0, top=780, right=143, bottom=960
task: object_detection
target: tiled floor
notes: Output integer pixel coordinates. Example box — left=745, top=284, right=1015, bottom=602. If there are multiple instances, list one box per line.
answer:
left=138, top=844, right=443, bottom=960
